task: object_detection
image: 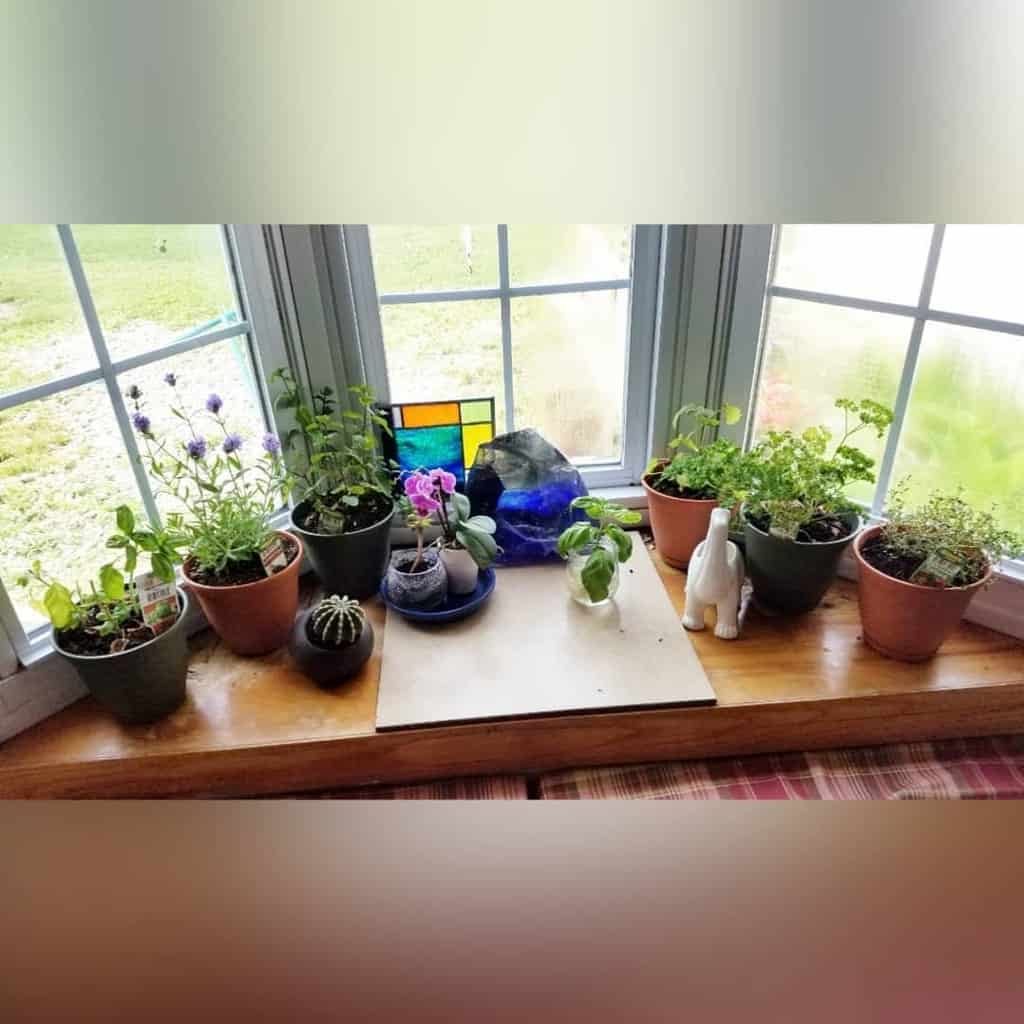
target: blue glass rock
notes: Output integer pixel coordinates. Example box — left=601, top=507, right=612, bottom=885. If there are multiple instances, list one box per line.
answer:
left=466, top=428, right=588, bottom=565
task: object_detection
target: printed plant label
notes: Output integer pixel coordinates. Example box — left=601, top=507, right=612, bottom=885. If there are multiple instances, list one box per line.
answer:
left=911, top=548, right=963, bottom=586
left=260, top=535, right=289, bottom=576
left=136, top=572, right=180, bottom=634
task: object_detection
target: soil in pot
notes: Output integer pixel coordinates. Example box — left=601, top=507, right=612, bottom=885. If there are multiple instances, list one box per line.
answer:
left=642, top=471, right=719, bottom=570
left=53, top=588, right=190, bottom=725
left=295, top=491, right=394, bottom=534
left=290, top=498, right=395, bottom=600
left=185, top=535, right=300, bottom=587
left=56, top=608, right=161, bottom=657
left=854, top=526, right=990, bottom=662
left=184, top=531, right=303, bottom=656
left=744, top=510, right=861, bottom=615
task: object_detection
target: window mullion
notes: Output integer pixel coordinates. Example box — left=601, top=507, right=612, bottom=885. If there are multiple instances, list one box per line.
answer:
left=56, top=224, right=163, bottom=529
left=870, top=224, right=946, bottom=516
left=496, top=224, right=515, bottom=432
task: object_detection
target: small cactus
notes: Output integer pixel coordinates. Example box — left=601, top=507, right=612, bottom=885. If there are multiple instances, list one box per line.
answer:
left=308, top=594, right=365, bottom=648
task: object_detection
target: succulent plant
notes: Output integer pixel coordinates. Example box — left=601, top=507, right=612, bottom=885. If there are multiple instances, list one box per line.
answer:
left=308, top=594, right=365, bottom=648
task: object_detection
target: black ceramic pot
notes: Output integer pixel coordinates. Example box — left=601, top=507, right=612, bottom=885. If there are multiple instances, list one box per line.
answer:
left=289, top=609, right=374, bottom=688
left=743, top=511, right=861, bottom=615
left=52, top=587, right=190, bottom=725
left=289, top=499, right=395, bottom=600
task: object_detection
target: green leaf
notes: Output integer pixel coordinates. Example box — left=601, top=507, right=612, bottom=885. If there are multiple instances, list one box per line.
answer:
left=43, top=584, right=75, bottom=629
left=115, top=506, right=135, bottom=535
left=581, top=546, right=616, bottom=603
left=124, top=546, right=138, bottom=575
left=133, top=530, right=158, bottom=552
left=99, top=564, right=126, bottom=600
left=151, top=553, right=174, bottom=582
left=449, top=492, right=471, bottom=522
left=557, top=522, right=596, bottom=558
left=722, top=403, right=742, bottom=426
left=605, top=524, right=633, bottom=564
left=106, top=534, right=130, bottom=549
left=464, top=514, right=496, bottom=534
left=457, top=525, right=498, bottom=568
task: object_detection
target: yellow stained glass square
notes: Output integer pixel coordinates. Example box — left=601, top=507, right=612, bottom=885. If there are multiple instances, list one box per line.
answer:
left=462, top=422, right=493, bottom=470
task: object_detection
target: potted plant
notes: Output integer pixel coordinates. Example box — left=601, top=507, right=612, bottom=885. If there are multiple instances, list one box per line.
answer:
left=384, top=474, right=452, bottom=611
left=18, top=505, right=190, bottom=724
left=129, top=378, right=301, bottom=656
left=731, top=397, right=894, bottom=614
left=854, top=483, right=1024, bottom=661
left=273, top=369, right=396, bottom=600
left=556, top=496, right=642, bottom=606
left=642, top=402, right=744, bottom=568
left=289, top=594, right=374, bottom=686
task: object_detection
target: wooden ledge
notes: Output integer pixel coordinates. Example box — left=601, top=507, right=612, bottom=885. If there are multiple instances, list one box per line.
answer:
left=2, top=544, right=1023, bottom=797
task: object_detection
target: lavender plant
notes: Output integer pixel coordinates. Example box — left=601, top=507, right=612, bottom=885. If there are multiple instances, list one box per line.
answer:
left=127, top=376, right=288, bottom=577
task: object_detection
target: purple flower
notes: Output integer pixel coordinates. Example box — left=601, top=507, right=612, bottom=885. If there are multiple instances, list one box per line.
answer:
left=261, top=432, right=281, bottom=455
left=131, top=412, right=151, bottom=434
left=126, top=385, right=142, bottom=401
left=410, top=493, right=440, bottom=516
left=186, top=437, right=207, bottom=460
left=403, top=472, right=431, bottom=500
left=430, top=468, right=457, bottom=495
left=205, top=393, right=223, bottom=414
left=163, top=372, right=177, bottom=387
left=222, top=433, right=243, bottom=454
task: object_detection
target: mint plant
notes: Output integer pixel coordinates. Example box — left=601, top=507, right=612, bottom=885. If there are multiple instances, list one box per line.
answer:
left=645, top=402, right=743, bottom=501
left=557, top=496, right=642, bottom=602
left=869, top=481, right=1024, bottom=586
left=730, top=398, right=894, bottom=541
left=18, top=505, right=186, bottom=652
left=272, top=367, right=396, bottom=533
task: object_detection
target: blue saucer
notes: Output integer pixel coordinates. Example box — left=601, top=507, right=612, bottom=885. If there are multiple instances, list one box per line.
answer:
left=380, top=567, right=496, bottom=624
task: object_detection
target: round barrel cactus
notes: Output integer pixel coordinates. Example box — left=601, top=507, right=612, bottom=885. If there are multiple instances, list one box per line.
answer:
left=308, top=594, right=365, bottom=648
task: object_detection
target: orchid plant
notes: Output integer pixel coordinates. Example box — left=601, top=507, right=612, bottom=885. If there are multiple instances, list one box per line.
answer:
left=127, top=375, right=288, bottom=577
left=400, top=468, right=498, bottom=572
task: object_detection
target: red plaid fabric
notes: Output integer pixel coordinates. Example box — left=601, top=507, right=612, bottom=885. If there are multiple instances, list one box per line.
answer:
left=304, top=775, right=529, bottom=800
left=538, top=736, right=1024, bottom=800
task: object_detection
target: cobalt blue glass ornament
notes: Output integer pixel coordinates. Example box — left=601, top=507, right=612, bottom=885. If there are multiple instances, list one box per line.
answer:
left=465, top=428, right=588, bottom=564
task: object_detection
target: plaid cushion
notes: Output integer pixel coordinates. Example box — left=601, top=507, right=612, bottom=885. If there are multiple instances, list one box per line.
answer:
left=305, top=775, right=529, bottom=800
left=538, top=735, right=1024, bottom=800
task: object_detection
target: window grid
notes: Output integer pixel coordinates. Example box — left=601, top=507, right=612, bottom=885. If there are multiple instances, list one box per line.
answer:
left=0, top=225, right=263, bottom=660
left=375, top=224, right=633, bottom=444
left=756, top=223, right=1024, bottom=518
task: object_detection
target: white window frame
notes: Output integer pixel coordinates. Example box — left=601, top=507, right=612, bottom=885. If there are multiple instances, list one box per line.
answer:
left=724, top=224, right=1024, bottom=639
left=342, top=224, right=662, bottom=490
left=0, top=225, right=292, bottom=702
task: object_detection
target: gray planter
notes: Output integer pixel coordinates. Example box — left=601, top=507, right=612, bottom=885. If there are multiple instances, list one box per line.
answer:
left=744, top=512, right=861, bottom=615
left=52, top=587, right=190, bottom=725
left=289, top=610, right=374, bottom=688
left=290, top=499, right=395, bottom=600
left=385, top=548, right=448, bottom=610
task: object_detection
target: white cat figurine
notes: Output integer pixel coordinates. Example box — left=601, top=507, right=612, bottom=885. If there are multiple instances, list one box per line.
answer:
left=682, top=507, right=744, bottom=639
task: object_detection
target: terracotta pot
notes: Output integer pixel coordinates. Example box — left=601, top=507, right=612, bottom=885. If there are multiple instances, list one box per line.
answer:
left=642, top=471, right=717, bottom=569
left=854, top=525, right=991, bottom=662
left=184, top=531, right=303, bottom=656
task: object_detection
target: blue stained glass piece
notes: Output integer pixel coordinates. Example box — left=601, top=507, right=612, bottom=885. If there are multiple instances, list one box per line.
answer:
left=395, top=425, right=465, bottom=482
left=465, top=428, right=588, bottom=564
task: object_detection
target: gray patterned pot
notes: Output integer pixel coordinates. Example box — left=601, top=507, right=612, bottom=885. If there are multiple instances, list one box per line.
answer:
left=385, top=548, right=448, bottom=611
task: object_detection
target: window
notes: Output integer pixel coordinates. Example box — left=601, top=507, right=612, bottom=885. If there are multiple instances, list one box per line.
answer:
left=352, top=225, right=661, bottom=488
left=748, top=225, right=1024, bottom=533
left=0, top=225, right=278, bottom=667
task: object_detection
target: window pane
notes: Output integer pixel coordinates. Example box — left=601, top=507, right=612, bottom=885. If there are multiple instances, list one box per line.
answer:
left=380, top=300, right=505, bottom=427
left=118, top=337, right=270, bottom=519
left=508, top=225, right=631, bottom=285
left=74, top=225, right=239, bottom=362
left=753, top=298, right=911, bottom=503
left=930, top=225, right=1024, bottom=324
left=0, top=382, right=145, bottom=632
left=370, top=225, right=498, bottom=294
left=890, top=323, right=1024, bottom=532
left=774, top=225, right=932, bottom=305
left=0, top=225, right=97, bottom=397
left=511, top=289, right=628, bottom=463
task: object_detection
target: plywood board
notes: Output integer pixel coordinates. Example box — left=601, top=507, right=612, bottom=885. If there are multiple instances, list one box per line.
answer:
left=376, top=543, right=716, bottom=730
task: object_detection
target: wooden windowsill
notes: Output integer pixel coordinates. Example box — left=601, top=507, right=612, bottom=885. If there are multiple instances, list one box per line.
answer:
left=2, top=543, right=1023, bottom=797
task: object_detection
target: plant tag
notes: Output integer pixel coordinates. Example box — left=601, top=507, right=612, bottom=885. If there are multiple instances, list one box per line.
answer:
left=136, top=572, right=180, bottom=635
left=911, top=548, right=963, bottom=586
left=260, top=535, right=289, bottom=576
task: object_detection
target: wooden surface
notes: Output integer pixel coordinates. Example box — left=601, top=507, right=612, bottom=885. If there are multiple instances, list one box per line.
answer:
left=2, top=541, right=1023, bottom=797
left=377, top=544, right=714, bottom=730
